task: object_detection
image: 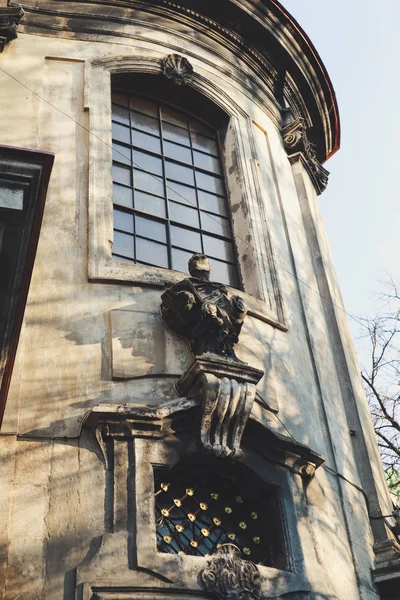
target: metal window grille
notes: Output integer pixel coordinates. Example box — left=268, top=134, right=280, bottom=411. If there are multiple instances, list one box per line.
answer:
left=154, top=457, right=288, bottom=569
left=111, top=92, right=239, bottom=287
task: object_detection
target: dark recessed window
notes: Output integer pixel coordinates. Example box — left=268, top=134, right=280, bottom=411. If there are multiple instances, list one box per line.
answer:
left=154, top=456, right=289, bottom=569
left=111, top=92, right=238, bottom=287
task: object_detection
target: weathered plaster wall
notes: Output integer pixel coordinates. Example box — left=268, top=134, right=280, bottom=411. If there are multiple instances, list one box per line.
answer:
left=0, top=14, right=393, bottom=600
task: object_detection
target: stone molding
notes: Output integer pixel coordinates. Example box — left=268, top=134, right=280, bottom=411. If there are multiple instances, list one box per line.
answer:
left=160, top=53, right=193, bottom=85
left=201, top=544, right=261, bottom=600
left=0, top=4, right=24, bottom=52
left=282, top=116, right=329, bottom=195
left=83, top=398, right=324, bottom=479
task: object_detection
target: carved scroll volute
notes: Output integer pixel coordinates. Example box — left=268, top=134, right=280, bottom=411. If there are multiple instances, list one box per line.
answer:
left=201, top=544, right=261, bottom=600
left=281, top=115, right=329, bottom=195
left=197, top=373, right=256, bottom=460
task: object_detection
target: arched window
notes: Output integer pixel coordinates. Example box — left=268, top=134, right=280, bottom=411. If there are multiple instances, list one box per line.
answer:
left=154, top=455, right=289, bottom=569
left=111, top=89, right=239, bottom=287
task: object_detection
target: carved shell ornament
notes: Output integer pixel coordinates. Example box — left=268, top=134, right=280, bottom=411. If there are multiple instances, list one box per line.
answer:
left=201, top=543, right=261, bottom=600
left=160, top=53, right=194, bottom=85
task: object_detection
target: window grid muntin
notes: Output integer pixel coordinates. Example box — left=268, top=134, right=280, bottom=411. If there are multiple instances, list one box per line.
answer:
left=111, top=92, right=238, bottom=286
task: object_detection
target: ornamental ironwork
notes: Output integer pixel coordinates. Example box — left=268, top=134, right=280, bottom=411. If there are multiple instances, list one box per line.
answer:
left=154, top=456, right=288, bottom=569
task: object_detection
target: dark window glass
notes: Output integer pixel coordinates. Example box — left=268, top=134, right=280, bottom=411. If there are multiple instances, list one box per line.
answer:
left=112, top=92, right=238, bottom=286
left=154, top=456, right=289, bottom=570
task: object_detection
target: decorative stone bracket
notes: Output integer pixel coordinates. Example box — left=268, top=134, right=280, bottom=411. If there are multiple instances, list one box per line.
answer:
left=201, top=543, right=261, bottom=600
left=0, top=4, right=24, bottom=52
left=177, top=356, right=263, bottom=459
left=282, top=115, right=329, bottom=195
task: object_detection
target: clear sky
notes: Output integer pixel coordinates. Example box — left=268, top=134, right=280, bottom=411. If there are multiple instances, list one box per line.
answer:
left=280, top=1, right=400, bottom=341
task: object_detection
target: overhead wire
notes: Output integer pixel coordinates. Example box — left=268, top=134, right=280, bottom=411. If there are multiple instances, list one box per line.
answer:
left=0, top=65, right=368, bottom=333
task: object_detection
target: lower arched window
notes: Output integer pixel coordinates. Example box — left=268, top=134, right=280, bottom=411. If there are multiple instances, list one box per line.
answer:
left=154, top=455, right=289, bottom=569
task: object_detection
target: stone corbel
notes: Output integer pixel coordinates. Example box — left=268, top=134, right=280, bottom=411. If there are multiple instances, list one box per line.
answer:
left=177, top=356, right=263, bottom=459
left=282, top=115, right=329, bottom=195
left=0, top=4, right=24, bottom=52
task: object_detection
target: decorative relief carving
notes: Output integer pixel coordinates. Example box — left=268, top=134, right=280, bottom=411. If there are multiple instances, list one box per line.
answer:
left=201, top=543, right=261, bottom=600
left=282, top=116, right=329, bottom=195
left=0, top=4, right=24, bottom=52
left=161, top=254, right=264, bottom=459
left=160, top=53, right=193, bottom=85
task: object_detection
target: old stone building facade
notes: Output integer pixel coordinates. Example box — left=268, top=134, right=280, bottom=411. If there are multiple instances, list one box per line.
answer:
left=0, top=1, right=399, bottom=599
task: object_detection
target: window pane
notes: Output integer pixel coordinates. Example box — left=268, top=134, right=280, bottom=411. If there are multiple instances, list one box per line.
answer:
left=130, top=96, right=158, bottom=117
left=112, top=93, right=129, bottom=107
left=164, top=141, right=192, bottom=165
left=196, top=172, right=224, bottom=195
left=113, top=143, right=131, bottom=166
left=203, top=234, right=234, bottom=262
left=192, top=131, right=218, bottom=155
left=112, top=104, right=130, bottom=126
left=113, top=164, right=131, bottom=186
left=113, top=253, right=135, bottom=264
left=134, top=191, right=166, bottom=218
left=161, top=105, right=188, bottom=128
left=165, top=161, right=195, bottom=186
left=200, top=212, right=231, bottom=237
left=114, top=209, right=134, bottom=233
left=131, top=111, right=160, bottom=136
left=133, top=150, right=163, bottom=175
left=209, top=258, right=238, bottom=287
left=113, top=183, right=133, bottom=209
left=134, top=171, right=164, bottom=197
left=136, top=215, right=167, bottom=243
left=112, top=122, right=130, bottom=144
left=162, top=122, right=190, bottom=146
left=113, top=231, right=134, bottom=259
left=136, top=238, right=168, bottom=268
left=194, top=151, right=222, bottom=174
left=131, top=130, right=162, bottom=154
left=171, top=247, right=193, bottom=273
left=167, top=182, right=197, bottom=206
left=170, top=225, right=202, bottom=252
left=169, top=201, right=200, bottom=228
left=190, top=118, right=215, bottom=137
left=198, top=190, right=227, bottom=215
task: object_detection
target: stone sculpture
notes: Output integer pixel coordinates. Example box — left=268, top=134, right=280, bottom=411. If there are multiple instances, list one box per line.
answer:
left=201, top=543, right=261, bottom=600
left=161, top=254, right=264, bottom=459
left=161, top=253, right=247, bottom=360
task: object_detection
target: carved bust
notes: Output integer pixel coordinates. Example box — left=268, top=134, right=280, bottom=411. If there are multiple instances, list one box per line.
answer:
left=161, top=254, right=247, bottom=360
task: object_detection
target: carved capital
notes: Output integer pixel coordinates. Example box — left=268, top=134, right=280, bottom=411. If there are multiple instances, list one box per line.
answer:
left=0, top=4, right=24, bottom=52
left=201, top=544, right=261, bottom=600
left=160, top=53, right=193, bottom=85
left=282, top=116, right=329, bottom=195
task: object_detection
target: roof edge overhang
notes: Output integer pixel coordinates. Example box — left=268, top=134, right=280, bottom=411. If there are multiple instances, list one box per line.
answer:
left=270, top=0, right=340, bottom=159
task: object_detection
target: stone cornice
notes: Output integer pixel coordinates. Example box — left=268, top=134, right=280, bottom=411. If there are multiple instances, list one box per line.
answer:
left=83, top=399, right=325, bottom=479
left=17, top=0, right=339, bottom=162
left=0, top=4, right=24, bottom=51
